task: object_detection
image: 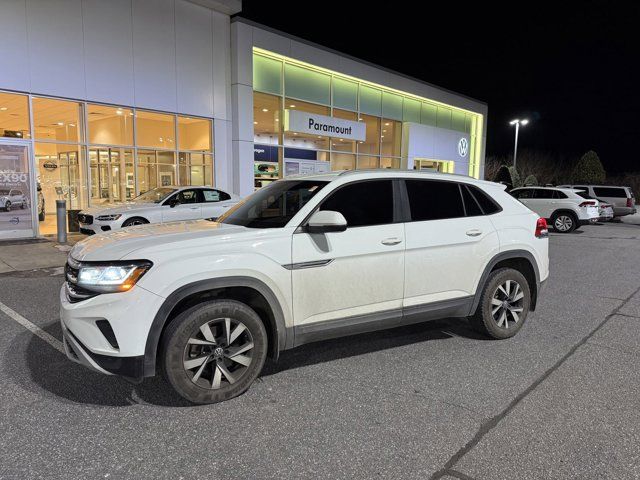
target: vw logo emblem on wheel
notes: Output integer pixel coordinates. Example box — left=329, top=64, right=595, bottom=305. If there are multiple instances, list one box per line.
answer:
left=458, top=138, right=469, bottom=157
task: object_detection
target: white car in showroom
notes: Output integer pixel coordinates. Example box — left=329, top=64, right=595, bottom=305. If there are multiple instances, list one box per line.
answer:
left=77, top=186, right=239, bottom=235
left=510, top=186, right=600, bottom=233
left=61, top=170, right=549, bottom=404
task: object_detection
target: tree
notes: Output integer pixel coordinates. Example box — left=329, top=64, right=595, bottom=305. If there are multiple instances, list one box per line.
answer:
left=523, top=174, right=538, bottom=186
left=494, top=165, right=521, bottom=188
left=572, top=150, right=606, bottom=184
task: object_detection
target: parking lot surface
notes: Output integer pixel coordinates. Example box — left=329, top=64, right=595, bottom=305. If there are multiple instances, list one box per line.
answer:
left=2, top=221, right=640, bottom=479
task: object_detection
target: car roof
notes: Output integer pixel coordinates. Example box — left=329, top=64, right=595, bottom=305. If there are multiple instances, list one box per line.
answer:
left=284, top=169, right=504, bottom=188
left=512, top=186, right=581, bottom=193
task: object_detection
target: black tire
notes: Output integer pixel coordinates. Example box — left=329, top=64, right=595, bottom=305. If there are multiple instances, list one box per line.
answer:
left=121, top=217, right=149, bottom=227
left=4, top=201, right=10, bottom=212
left=160, top=300, right=268, bottom=404
left=468, top=267, right=531, bottom=339
left=551, top=211, right=578, bottom=233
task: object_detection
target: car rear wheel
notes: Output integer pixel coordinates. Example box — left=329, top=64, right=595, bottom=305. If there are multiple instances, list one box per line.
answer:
left=121, top=217, right=149, bottom=227
left=469, top=267, right=531, bottom=339
left=160, top=300, right=268, bottom=404
left=551, top=212, right=577, bottom=233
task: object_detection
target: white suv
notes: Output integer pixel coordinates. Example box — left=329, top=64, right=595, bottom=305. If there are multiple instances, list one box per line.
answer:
left=60, top=171, right=549, bottom=404
left=510, top=186, right=600, bottom=233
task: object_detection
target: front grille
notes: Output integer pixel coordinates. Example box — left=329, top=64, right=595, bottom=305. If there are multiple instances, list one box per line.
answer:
left=78, top=214, right=93, bottom=225
left=65, top=258, right=98, bottom=303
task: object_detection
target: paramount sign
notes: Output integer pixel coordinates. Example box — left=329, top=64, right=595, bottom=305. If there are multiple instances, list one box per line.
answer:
left=284, top=109, right=366, bottom=142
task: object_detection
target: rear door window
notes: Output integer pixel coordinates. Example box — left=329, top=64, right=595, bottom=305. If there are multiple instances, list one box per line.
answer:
left=405, top=180, right=465, bottom=221
left=534, top=189, right=555, bottom=199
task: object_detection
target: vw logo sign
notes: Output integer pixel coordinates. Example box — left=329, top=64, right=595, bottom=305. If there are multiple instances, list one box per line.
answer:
left=458, top=138, right=469, bottom=157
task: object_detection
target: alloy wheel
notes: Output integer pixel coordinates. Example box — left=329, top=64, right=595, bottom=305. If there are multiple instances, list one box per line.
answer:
left=491, top=280, right=524, bottom=329
left=554, top=215, right=573, bottom=232
left=183, top=317, right=254, bottom=389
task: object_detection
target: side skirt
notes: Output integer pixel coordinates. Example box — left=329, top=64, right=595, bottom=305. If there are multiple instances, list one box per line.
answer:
left=293, top=296, right=473, bottom=348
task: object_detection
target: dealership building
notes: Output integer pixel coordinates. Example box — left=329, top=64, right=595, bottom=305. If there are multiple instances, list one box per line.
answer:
left=0, top=0, right=487, bottom=239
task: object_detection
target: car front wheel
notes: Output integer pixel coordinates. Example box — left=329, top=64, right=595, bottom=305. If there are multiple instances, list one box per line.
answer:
left=160, top=300, right=268, bottom=404
left=469, top=267, right=531, bottom=339
left=3, top=201, right=10, bottom=211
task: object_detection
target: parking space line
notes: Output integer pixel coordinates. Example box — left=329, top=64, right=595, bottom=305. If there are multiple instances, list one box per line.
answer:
left=0, top=301, right=65, bottom=354
left=430, top=284, right=640, bottom=480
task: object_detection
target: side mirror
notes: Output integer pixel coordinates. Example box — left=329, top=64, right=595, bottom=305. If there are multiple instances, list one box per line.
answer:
left=306, top=210, right=347, bottom=234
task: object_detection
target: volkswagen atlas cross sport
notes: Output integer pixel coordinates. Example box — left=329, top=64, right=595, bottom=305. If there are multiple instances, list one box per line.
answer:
left=61, top=170, right=549, bottom=404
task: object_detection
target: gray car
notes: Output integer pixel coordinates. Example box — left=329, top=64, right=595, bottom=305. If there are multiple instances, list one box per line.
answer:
left=559, top=185, right=636, bottom=217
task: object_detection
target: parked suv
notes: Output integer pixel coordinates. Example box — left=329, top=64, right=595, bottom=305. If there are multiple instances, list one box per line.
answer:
left=510, top=186, right=599, bottom=233
left=558, top=185, right=636, bottom=217
left=60, top=171, right=549, bottom=404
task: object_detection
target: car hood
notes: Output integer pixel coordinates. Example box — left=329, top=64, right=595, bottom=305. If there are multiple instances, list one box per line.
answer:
left=69, top=220, right=248, bottom=261
left=80, top=203, right=157, bottom=216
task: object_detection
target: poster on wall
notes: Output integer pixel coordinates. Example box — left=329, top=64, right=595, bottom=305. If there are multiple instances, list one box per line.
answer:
left=0, top=144, right=34, bottom=236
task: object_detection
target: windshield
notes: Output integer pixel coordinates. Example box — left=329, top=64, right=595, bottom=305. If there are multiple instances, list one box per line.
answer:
left=219, top=180, right=328, bottom=228
left=132, top=187, right=177, bottom=204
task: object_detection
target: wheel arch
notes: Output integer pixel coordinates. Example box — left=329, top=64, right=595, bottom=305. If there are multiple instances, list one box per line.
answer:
left=143, top=276, right=288, bottom=377
left=550, top=208, right=578, bottom=220
left=470, top=250, right=541, bottom=316
left=122, top=216, right=149, bottom=226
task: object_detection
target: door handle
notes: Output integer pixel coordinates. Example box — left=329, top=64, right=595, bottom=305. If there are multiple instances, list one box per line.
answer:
left=381, top=237, right=403, bottom=245
left=466, top=229, right=482, bottom=237
left=189, top=207, right=199, bottom=210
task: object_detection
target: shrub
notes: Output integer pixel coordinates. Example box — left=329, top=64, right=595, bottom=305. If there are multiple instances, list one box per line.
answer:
left=572, top=150, right=606, bottom=184
left=523, top=174, right=538, bottom=186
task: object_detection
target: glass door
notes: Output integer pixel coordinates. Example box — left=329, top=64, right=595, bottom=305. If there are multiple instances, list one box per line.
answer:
left=0, top=140, right=36, bottom=239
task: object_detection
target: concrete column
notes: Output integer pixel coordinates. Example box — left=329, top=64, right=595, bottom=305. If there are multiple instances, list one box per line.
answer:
left=230, top=20, right=255, bottom=197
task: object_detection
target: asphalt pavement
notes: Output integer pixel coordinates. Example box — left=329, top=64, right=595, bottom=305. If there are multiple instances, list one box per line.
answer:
left=1, top=220, right=640, bottom=479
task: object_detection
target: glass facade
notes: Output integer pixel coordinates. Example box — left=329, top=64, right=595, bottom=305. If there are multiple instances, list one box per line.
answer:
left=252, top=49, right=483, bottom=186
left=0, top=90, right=214, bottom=234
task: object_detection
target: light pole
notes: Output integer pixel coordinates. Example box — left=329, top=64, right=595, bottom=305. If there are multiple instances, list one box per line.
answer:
left=509, top=118, right=529, bottom=170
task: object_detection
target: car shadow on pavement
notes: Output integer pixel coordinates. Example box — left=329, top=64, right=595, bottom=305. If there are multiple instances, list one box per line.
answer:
left=261, top=317, right=487, bottom=377
left=11, top=317, right=484, bottom=408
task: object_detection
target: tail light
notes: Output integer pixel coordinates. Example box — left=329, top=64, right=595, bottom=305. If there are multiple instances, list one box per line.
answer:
left=535, top=218, right=548, bottom=238
left=578, top=201, right=596, bottom=207
left=627, top=198, right=634, bottom=208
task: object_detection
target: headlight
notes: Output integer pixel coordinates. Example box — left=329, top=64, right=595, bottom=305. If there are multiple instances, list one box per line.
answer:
left=96, top=214, right=122, bottom=221
left=76, top=261, right=152, bottom=293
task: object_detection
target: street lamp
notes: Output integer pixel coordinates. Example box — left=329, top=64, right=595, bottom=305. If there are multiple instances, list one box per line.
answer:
left=509, top=118, right=529, bottom=170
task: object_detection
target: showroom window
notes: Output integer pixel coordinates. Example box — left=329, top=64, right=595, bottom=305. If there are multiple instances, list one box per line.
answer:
left=0, top=92, right=30, bottom=139
left=87, top=104, right=135, bottom=204
left=33, top=97, right=87, bottom=222
left=1, top=90, right=216, bottom=235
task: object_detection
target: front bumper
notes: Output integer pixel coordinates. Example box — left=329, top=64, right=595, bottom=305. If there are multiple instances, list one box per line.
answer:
left=79, top=219, right=121, bottom=235
left=60, top=282, right=165, bottom=380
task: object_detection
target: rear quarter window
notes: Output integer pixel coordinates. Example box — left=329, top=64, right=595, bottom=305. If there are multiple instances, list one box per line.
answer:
left=468, top=185, right=501, bottom=214
left=593, top=187, right=627, bottom=198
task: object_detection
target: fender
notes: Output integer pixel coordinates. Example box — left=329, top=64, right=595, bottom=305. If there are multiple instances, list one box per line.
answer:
left=469, top=249, right=541, bottom=315
left=143, top=276, right=289, bottom=377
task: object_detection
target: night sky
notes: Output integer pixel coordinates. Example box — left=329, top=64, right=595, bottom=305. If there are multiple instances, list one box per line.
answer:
left=240, top=1, right=639, bottom=174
